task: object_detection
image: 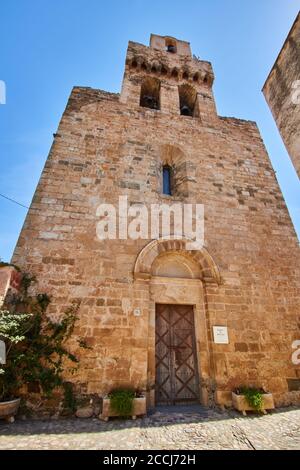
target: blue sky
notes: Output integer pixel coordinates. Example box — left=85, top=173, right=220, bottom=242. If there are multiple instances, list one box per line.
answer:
left=1, top=0, right=299, bottom=261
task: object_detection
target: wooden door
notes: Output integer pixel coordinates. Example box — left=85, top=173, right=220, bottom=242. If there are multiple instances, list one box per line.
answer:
left=155, top=304, right=200, bottom=405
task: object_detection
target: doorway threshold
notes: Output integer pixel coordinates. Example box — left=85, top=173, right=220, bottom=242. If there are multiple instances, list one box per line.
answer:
left=151, top=404, right=209, bottom=415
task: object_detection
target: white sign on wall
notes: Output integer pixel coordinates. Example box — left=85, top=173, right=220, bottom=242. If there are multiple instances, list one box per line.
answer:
left=213, top=326, right=229, bottom=344
left=0, top=340, right=6, bottom=364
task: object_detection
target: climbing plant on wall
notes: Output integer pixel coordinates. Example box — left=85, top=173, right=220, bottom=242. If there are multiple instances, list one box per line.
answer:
left=0, top=271, right=88, bottom=410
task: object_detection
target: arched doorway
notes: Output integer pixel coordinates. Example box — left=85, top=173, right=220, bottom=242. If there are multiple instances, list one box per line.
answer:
left=134, top=238, right=221, bottom=407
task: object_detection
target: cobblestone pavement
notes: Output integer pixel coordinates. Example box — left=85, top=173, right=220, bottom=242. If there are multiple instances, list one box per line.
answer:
left=0, top=406, right=299, bottom=450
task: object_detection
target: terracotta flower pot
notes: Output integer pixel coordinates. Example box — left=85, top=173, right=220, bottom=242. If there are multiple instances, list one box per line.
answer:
left=0, top=398, right=21, bottom=423
left=99, top=396, right=146, bottom=421
left=232, top=392, right=275, bottom=416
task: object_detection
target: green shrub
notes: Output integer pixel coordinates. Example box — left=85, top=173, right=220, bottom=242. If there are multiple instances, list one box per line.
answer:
left=108, top=389, right=135, bottom=416
left=0, top=272, right=89, bottom=406
left=240, top=387, right=264, bottom=411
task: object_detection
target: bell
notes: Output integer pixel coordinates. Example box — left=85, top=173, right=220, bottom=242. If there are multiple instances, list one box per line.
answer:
left=181, top=105, right=191, bottom=116
left=143, top=95, right=153, bottom=105
left=143, top=95, right=158, bottom=109
left=167, top=45, right=176, bottom=53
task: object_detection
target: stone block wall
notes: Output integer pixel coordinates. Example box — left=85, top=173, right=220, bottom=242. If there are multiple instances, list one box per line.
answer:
left=0, top=266, right=22, bottom=308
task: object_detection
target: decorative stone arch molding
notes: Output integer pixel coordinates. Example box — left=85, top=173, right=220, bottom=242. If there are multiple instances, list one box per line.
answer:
left=134, top=237, right=221, bottom=285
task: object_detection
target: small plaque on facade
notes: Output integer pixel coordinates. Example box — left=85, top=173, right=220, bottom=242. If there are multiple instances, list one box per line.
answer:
left=133, top=308, right=141, bottom=317
left=0, top=340, right=6, bottom=364
left=213, top=326, right=229, bottom=344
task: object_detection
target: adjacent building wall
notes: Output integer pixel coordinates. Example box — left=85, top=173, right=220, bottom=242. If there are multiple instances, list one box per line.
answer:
left=263, top=12, right=300, bottom=178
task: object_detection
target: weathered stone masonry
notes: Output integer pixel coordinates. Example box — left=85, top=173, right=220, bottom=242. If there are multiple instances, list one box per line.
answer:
left=12, top=35, right=300, bottom=407
left=263, top=12, right=300, bottom=178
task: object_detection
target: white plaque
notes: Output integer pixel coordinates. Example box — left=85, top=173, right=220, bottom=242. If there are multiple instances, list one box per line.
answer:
left=0, top=340, right=6, bottom=364
left=213, top=326, right=229, bottom=344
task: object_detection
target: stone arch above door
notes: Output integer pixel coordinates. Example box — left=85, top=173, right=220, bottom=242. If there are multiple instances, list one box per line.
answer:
left=134, top=238, right=221, bottom=284
left=151, top=252, right=201, bottom=279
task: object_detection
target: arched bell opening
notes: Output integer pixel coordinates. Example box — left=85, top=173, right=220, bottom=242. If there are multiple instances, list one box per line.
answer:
left=178, top=83, right=199, bottom=117
left=140, top=77, right=161, bottom=110
left=165, top=37, right=177, bottom=54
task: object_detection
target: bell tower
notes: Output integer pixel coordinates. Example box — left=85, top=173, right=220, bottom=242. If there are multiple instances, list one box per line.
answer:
left=120, top=34, right=217, bottom=123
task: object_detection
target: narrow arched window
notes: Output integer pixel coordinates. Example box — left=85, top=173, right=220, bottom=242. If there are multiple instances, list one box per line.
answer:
left=163, top=165, right=172, bottom=195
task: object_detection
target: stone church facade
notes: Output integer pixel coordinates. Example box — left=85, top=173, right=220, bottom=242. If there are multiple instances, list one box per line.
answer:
left=12, top=35, right=300, bottom=408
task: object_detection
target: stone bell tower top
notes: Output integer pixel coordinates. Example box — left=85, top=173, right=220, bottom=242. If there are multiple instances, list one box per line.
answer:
left=121, top=34, right=216, bottom=119
left=123, top=34, right=213, bottom=86
left=150, top=34, right=192, bottom=57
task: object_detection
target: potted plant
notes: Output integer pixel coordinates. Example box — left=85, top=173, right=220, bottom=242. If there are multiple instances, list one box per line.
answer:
left=0, top=272, right=89, bottom=422
left=99, top=388, right=146, bottom=421
left=232, top=387, right=275, bottom=416
left=0, top=311, right=31, bottom=422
